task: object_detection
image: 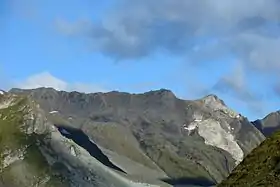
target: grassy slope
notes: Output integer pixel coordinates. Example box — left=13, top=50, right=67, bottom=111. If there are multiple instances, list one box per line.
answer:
left=0, top=96, right=68, bottom=187
left=218, top=129, right=280, bottom=187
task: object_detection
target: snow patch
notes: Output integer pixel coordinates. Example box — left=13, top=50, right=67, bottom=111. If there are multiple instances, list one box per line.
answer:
left=183, top=124, right=197, bottom=131
left=49, top=110, right=58, bottom=114
left=183, top=123, right=198, bottom=135
left=183, top=112, right=203, bottom=135
left=190, top=118, right=244, bottom=164
left=0, top=91, right=4, bottom=95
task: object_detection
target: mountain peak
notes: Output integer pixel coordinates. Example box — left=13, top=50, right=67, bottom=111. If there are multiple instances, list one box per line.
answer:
left=202, top=94, right=226, bottom=106
left=1, top=86, right=266, bottom=186
left=198, top=94, right=241, bottom=119
left=266, top=110, right=280, bottom=118
left=145, top=88, right=176, bottom=98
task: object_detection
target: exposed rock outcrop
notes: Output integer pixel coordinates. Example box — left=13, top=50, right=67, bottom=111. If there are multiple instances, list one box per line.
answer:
left=8, top=87, right=265, bottom=185
left=0, top=91, right=164, bottom=187
left=252, top=111, right=280, bottom=137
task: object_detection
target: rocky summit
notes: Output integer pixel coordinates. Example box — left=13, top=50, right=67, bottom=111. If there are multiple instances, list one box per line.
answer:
left=0, top=87, right=265, bottom=186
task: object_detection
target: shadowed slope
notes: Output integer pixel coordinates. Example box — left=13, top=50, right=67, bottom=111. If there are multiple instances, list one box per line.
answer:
left=161, top=177, right=215, bottom=186
left=252, top=111, right=280, bottom=137
left=55, top=125, right=126, bottom=174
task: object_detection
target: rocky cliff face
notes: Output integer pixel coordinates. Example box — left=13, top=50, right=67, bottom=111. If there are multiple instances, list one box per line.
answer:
left=0, top=91, right=165, bottom=187
left=7, top=87, right=265, bottom=186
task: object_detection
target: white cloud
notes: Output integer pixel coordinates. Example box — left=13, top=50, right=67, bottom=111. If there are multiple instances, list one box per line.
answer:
left=53, top=0, right=280, bottom=97
left=54, top=0, right=280, bottom=70
left=212, top=63, right=270, bottom=114
left=13, top=72, right=108, bottom=93
left=50, top=1, right=280, bottom=117
left=15, top=72, right=68, bottom=91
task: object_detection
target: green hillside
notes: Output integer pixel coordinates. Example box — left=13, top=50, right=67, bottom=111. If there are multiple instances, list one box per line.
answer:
left=218, top=129, right=280, bottom=187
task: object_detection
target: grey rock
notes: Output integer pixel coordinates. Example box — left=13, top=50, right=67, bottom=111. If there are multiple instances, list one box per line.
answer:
left=8, top=87, right=265, bottom=186
left=0, top=92, right=163, bottom=187
left=252, top=111, right=280, bottom=137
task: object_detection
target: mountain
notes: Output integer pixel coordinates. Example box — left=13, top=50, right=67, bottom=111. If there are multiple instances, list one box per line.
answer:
left=2, top=87, right=265, bottom=186
left=252, top=111, right=280, bottom=137
left=217, top=126, right=280, bottom=187
left=0, top=90, right=164, bottom=187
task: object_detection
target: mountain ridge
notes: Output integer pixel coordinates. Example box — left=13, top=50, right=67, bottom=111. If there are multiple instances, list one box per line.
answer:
left=252, top=110, right=280, bottom=137
left=6, top=87, right=265, bottom=186
left=0, top=90, right=166, bottom=187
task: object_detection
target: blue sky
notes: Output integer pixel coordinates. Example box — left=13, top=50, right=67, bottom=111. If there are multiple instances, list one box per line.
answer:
left=1, top=0, right=280, bottom=120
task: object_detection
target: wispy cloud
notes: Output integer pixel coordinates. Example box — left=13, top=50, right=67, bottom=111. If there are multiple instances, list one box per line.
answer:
left=212, top=63, right=255, bottom=101
left=54, top=0, right=280, bottom=68
left=12, top=72, right=108, bottom=93
left=53, top=0, right=280, bottom=114
left=211, top=63, right=265, bottom=113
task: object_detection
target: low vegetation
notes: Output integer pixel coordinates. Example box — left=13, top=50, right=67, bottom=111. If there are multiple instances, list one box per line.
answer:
left=0, top=96, right=67, bottom=187
left=218, top=129, right=280, bottom=187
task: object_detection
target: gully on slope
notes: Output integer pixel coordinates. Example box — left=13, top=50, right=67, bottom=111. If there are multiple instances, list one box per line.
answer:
left=55, top=124, right=126, bottom=174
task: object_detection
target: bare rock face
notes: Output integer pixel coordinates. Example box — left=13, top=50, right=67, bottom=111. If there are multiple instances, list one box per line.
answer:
left=0, top=92, right=164, bottom=187
left=7, top=88, right=265, bottom=186
left=252, top=111, right=280, bottom=137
